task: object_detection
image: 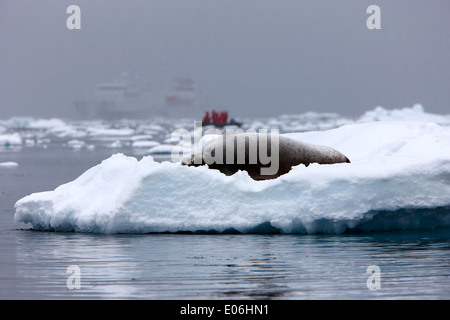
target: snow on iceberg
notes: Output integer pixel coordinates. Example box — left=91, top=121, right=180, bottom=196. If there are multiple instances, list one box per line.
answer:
left=14, top=120, right=450, bottom=234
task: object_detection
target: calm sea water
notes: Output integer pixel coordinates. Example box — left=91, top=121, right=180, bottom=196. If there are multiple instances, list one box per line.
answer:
left=1, top=145, right=450, bottom=300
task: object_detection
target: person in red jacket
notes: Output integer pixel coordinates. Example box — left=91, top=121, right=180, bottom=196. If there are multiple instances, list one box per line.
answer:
left=212, top=110, right=220, bottom=124
left=220, top=111, right=228, bottom=124
left=202, top=111, right=210, bottom=124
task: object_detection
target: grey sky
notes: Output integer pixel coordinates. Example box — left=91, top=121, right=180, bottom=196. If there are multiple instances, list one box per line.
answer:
left=1, top=0, right=449, bottom=119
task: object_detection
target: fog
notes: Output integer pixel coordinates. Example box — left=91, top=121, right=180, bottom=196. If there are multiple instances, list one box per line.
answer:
left=1, top=0, right=449, bottom=119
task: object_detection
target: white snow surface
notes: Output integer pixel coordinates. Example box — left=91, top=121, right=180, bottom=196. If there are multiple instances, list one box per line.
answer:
left=14, top=119, right=450, bottom=234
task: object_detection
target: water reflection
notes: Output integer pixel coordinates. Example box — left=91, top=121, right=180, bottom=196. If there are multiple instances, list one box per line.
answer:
left=8, top=229, right=450, bottom=299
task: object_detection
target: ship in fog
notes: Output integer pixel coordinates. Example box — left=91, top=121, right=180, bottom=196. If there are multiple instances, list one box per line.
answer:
left=74, top=75, right=205, bottom=120
left=162, top=78, right=205, bottom=118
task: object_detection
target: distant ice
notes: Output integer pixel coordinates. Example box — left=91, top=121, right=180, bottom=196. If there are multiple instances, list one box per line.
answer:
left=358, top=104, right=450, bottom=125
left=130, top=135, right=154, bottom=141
left=107, top=140, right=125, bottom=148
left=148, top=144, right=182, bottom=155
left=27, top=118, right=67, bottom=130
left=1, top=104, right=448, bottom=152
left=0, top=161, right=18, bottom=167
left=0, top=133, right=22, bottom=146
left=66, top=139, right=85, bottom=149
left=132, top=140, right=160, bottom=148
left=88, top=127, right=135, bottom=137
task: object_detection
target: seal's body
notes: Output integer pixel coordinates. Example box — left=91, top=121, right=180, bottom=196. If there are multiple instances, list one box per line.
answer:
left=183, top=133, right=350, bottom=180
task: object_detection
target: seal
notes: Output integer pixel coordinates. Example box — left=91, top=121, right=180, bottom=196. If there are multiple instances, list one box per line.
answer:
left=182, top=132, right=350, bottom=180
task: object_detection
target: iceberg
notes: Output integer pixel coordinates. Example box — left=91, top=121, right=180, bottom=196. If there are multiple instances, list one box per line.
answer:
left=0, top=133, right=22, bottom=146
left=27, top=118, right=68, bottom=130
left=0, top=161, right=19, bottom=167
left=358, top=104, right=450, bottom=125
left=14, top=120, right=450, bottom=234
